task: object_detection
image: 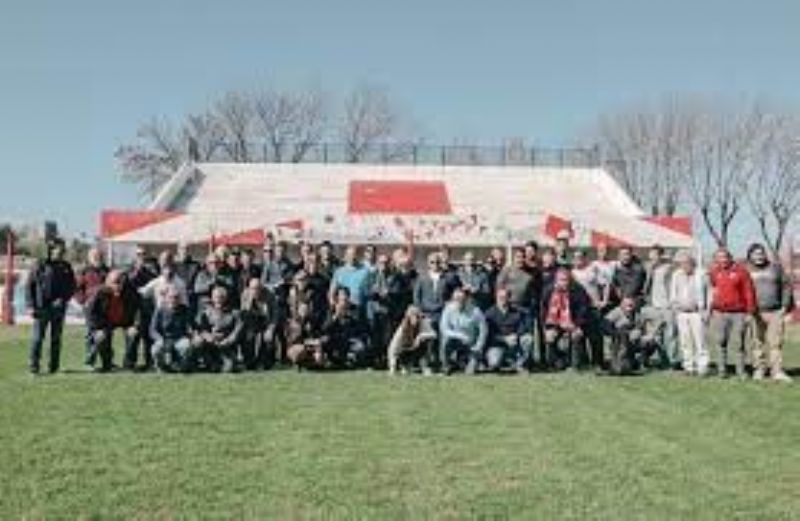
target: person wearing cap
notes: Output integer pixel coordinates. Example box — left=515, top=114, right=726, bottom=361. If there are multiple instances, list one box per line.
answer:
left=85, top=270, right=141, bottom=372
left=75, top=247, right=110, bottom=368
left=484, top=287, right=533, bottom=373
left=193, top=286, right=243, bottom=373
left=239, top=277, right=277, bottom=370
left=669, top=250, right=711, bottom=376
left=746, top=243, right=794, bottom=382
left=149, top=285, right=194, bottom=372
left=539, top=268, right=592, bottom=370
left=26, top=238, right=76, bottom=374
left=439, top=287, right=487, bottom=375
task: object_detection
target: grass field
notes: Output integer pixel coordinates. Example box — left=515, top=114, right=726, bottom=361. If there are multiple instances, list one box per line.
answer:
left=1, top=326, right=799, bottom=520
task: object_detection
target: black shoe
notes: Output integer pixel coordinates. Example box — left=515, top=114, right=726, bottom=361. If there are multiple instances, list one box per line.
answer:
left=29, top=366, right=40, bottom=376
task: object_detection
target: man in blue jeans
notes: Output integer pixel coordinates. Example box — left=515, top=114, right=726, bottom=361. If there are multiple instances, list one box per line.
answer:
left=26, top=238, right=75, bottom=375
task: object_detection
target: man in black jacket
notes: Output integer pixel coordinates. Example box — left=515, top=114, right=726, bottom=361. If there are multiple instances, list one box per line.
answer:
left=86, top=270, right=141, bottom=372
left=26, top=238, right=75, bottom=374
left=611, top=246, right=647, bottom=305
left=125, top=247, right=159, bottom=370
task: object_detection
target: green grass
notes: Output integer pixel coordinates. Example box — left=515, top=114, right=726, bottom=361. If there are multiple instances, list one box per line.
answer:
left=1, top=326, right=799, bottom=520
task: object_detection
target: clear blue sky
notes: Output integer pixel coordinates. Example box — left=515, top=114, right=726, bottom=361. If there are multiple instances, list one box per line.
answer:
left=2, top=0, right=800, bottom=238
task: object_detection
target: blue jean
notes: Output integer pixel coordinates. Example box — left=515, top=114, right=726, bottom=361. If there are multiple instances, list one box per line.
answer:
left=29, top=307, right=66, bottom=372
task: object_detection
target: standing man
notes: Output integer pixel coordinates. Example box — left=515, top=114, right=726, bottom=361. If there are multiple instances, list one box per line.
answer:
left=554, top=230, right=573, bottom=269
left=571, top=250, right=606, bottom=369
left=746, top=243, right=794, bottom=382
left=125, top=246, right=159, bottom=370
left=670, top=251, right=711, bottom=377
left=328, top=245, right=371, bottom=317
left=708, top=248, right=756, bottom=379
left=413, top=252, right=450, bottom=369
left=458, top=251, right=491, bottom=311
left=611, top=246, right=647, bottom=305
left=175, top=242, right=200, bottom=311
left=26, top=238, right=75, bottom=375
left=643, top=244, right=676, bottom=369
left=74, top=247, right=110, bottom=368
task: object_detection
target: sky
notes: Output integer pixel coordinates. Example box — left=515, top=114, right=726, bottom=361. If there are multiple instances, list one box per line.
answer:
left=2, top=0, right=800, bottom=243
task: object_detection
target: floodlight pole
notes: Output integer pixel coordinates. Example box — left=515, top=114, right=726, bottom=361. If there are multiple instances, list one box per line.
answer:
left=3, top=231, right=15, bottom=325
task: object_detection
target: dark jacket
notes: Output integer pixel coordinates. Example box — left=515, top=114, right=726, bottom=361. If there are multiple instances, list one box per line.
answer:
left=387, top=268, right=416, bottom=321
left=485, top=304, right=530, bottom=341
left=413, top=272, right=449, bottom=316
left=175, top=258, right=200, bottom=292
left=195, top=307, right=243, bottom=348
left=612, top=259, right=647, bottom=302
left=86, top=284, right=140, bottom=331
left=25, top=258, right=76, bottom=313
left=539, top=283, right=593, bottom=329
left=149, top=304, right=193, bottom=342
left=322, top=308, right=367, bottom=352
left=459, top=268, right=491, bottom=310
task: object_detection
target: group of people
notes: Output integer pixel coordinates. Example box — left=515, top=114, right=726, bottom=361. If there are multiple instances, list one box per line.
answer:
left=26, top=231, right=795, bottom=382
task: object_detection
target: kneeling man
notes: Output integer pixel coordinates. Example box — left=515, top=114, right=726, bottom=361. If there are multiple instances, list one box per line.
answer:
left=193, top=287, right=243, bottom=372
left=150, top=286, right=194, bottom=372
left=86, top=270, right=140, bottom=372
left=439, top=288, right=487, bottom=375
left=484, top=287, right=533, bottom=373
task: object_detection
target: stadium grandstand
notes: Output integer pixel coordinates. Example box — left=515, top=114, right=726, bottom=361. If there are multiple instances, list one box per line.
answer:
left=99, top=144, right=695, bottom=262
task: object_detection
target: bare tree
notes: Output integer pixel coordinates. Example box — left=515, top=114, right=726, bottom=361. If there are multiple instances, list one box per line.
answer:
left=253, top=87, right=328, bottom=162
left=685, top=105, right=763, bottom=248
left=115, top=117, right=184, bottom=200
left=593, top=96, right=700, bottom=216
left=745, top=112, right=800, bottom=256
left=182, top=110, right=226, bottom=162
left=339, top=84, right=410, bottom=163
left=213, top=92, right=254, bottom=162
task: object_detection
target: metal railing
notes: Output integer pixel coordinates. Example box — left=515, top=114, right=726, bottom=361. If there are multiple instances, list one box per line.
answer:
left=193, top=141, right=602, bottom=168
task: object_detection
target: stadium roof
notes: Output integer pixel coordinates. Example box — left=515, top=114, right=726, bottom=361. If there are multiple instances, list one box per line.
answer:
left=101, top=162, right=694, bottom=248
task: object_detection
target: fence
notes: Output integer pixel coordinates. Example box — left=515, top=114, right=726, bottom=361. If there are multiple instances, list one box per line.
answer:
left=192, top=141, right=602, bottom=169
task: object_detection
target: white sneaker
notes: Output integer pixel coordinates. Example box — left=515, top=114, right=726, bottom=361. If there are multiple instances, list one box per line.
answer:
left=753, top=369, right=765, bottom=381
left=772, top=371, right=793, bottom=383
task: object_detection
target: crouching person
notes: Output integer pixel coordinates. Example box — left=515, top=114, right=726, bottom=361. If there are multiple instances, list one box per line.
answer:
left=539, top=269, right=592, bottom=371
left=603, top=297, right=659, bottom=375
left=192, top=287, right=243, bottom=373
left=321, top=288, right=369, bottom=369
left=286, top=301, right=326, bottom=370
left=387, top=306, right=437, bottom=375
left=484, top=287, right=533, bottom=374
left=86, top=270, right=140, bottom=372
left=439, top=288, right=487, bottom=375
left=240, top=278, right=277, bottom=370
left=149, top=286, right=194, bottom=373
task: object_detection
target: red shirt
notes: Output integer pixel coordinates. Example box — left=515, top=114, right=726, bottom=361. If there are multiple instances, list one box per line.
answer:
left=709, top=262, right=756, bottom=314
left=107, top=293, right=126, bottom=327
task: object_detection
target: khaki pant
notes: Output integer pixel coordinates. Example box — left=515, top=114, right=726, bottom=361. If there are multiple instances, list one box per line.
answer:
left=751, top=310, right=785, bottom=375
left=675, top=312, right=708, bottom=374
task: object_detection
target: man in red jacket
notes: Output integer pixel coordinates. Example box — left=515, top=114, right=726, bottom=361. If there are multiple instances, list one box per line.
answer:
left=708, top=248, right=756, bottom=379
